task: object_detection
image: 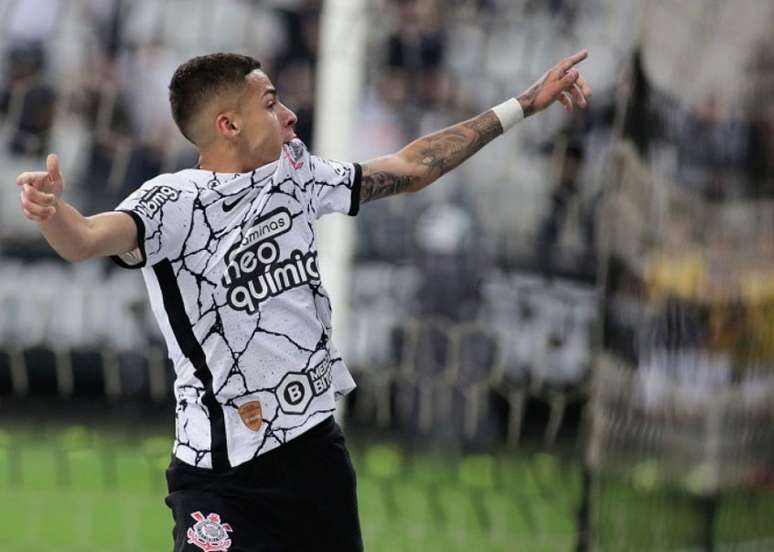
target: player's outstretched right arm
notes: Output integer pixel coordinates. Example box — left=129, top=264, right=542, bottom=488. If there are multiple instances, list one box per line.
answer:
left=358, top=50, right=592, bottom=204
left=16, top=154, right=138, bottom=262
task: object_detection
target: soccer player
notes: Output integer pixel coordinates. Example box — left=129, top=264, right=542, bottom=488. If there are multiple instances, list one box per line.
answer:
left=16, top=51, right=591, bottom=551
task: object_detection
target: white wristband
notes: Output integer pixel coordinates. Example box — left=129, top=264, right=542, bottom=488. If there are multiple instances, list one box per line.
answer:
left=492, top=98, right=524, bottom=132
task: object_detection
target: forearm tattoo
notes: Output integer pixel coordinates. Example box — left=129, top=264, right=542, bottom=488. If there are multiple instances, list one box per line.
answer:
left=517, top=86, right=538, bottom=117
left=360, top=110, right=503, bottom=203
left=359, top=171, right=418, bottom=203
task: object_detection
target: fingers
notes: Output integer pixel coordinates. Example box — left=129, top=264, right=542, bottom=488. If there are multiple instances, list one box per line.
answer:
left=559, top=68, right=580, bottom=88
left=557, top=49, right=588, bottom=73
left=22, top=207, right=51, bottom=222
left=559, top=92, right=574, bottom=112
left=577, top=74, right=592, bottom=98
left=46, top=153, right=61, bottom=183
left=24, top=183, right=56, bottom=206
left=556, top=70, right=592, bottom=112
left=15, top=155, right=62, bottom=222
left=16, top=171, right=48, bottom=188
left=20, top=183, right=57, bottom=222
left=569, top=82, right=587, bottom=109
left=16, top=153, right=62, bottom=191
left=20, top=197, right=56, bottom=221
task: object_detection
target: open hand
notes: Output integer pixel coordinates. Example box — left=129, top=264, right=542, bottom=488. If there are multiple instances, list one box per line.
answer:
left=517, top=49, right=592, bottom=116
left=16, top=154, right=64, bottom=222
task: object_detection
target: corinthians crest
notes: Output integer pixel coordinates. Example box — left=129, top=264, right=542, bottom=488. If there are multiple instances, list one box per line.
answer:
left=187, top=511, right=233, bottom=551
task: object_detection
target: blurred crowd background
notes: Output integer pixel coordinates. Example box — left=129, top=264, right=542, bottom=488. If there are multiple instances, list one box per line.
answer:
left=0, top=0, right=772, bottom=550
left=0, top=0, right=619, bottom=431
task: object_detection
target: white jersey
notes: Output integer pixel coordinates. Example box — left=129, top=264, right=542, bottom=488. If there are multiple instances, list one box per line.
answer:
left=113, top=140, right=361, bottom=471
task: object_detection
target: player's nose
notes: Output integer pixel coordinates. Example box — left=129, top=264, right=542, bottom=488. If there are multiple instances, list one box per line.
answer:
left=281, top=103, right=297, bottom=128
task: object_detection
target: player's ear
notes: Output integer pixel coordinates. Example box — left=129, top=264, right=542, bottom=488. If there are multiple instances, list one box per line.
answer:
left=215, top=112, right=240, bottom=139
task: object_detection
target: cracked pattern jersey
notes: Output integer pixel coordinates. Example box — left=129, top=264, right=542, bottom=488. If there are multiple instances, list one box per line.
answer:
left=112, top=140, right=362, bottom=471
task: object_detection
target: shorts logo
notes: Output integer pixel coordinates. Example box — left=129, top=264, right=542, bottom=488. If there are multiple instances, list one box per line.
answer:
left=187, top=511, right=233, bottom=552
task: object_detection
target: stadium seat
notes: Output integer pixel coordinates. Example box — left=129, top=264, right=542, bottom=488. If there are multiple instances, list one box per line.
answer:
left=22, top=345, right=58, bottom=397
left=117, top=349, right=151, bottom=401
left=451, top=322, right=503, bottom=439
left=396, top=316, right=455, bottom=434
left=70, top=347, right=106, bottom=398
left=354, top=316, right=414, bottom=427
left=0, top=348, right=12, bottom=395
left=146, top=346, right=174, bottom=403
left=491, top=318, right=534, bottom=445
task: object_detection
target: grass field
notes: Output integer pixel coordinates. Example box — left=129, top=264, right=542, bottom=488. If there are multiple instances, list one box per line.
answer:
left=1, top=423, right=772, bottom=551
left=0, top=424, right=580, bottom=551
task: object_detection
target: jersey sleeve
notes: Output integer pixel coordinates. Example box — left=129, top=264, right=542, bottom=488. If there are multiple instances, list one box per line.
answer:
left=308, top=155, right=362, bottom=218
left=283, top=140, right=362, bottom=219
left=110, top=178, right=193, bottom=269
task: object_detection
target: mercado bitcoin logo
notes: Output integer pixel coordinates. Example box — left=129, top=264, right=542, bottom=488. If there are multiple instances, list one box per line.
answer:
left=276, top=351, right=333, bottom=414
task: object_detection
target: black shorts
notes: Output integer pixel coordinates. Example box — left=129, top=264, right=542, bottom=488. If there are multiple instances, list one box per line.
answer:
left=165, top=416, right=363, bottom=552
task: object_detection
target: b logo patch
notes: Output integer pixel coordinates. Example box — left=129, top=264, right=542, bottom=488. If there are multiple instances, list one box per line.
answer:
left=276, top=372, right=312, bottom=414
left=186, top=511, right=233, bottom=551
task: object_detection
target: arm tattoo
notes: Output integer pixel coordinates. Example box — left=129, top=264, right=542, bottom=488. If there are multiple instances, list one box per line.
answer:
left=359, top=171, right=418, bottom=203
left=360, top=110, right=503, bottom=203
left=517, top=86, right=538, bottom=117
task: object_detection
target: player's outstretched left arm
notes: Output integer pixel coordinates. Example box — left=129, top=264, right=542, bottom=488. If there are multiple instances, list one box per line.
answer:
left=359, top=49, right=592, bottom=204
left=16, top=154, right=138, bottom=262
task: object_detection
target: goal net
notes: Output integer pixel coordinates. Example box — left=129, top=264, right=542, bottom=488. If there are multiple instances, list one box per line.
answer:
left=586, top=1, right=774, bottom=548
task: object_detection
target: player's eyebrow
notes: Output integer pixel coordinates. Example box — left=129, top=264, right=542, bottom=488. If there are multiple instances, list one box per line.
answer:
left=263, top=88, right=278, bottom=99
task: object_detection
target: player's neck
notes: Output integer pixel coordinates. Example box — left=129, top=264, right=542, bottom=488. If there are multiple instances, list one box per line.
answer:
left=197, top=149, right=249, bottom=173
left=197, top=145, right=274, bottom=174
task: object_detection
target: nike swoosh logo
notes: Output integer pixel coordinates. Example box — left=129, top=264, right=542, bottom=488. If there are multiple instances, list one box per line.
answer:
left=222, top=194, right=249, bottom=212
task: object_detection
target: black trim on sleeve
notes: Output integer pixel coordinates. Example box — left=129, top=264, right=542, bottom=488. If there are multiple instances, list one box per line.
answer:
left=110, top=210, right=147, bottom=269
left=348, top=163, right=362, bottom=217
left=152, top=260, right=230, bottom=472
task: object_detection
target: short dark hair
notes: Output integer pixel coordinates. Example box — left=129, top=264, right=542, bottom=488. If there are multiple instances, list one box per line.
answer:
left=169, top=53, right=262, bottom=144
